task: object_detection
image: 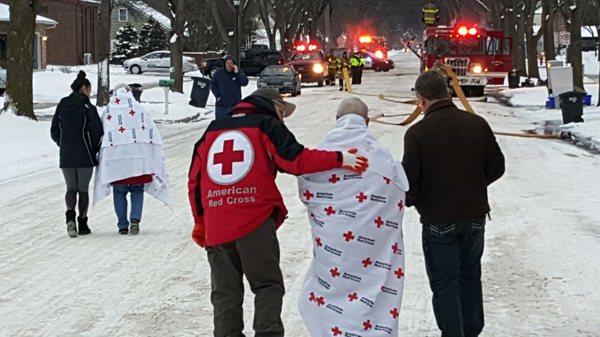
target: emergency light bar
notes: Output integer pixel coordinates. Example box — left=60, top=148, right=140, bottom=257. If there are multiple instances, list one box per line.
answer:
left=457, top=25, right=478, bottom=37
left=359, top=35, right=372, bottom=43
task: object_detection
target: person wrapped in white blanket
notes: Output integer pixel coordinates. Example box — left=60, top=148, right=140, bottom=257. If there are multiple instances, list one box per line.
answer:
left=93, top=84, right=171, bottom=235
left=297, top=97, right=409, bottom=337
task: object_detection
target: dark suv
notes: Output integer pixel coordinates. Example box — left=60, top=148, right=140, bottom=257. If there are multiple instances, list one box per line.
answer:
left=201, top=49, right=284, bottom=77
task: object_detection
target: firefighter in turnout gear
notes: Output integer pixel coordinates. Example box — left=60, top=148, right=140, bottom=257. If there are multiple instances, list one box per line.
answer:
left=422, top=0, right=440, bottom=26
left=337, top=52, right=350, bottom=91
left=350, top=53, right=366, bottom=85
left=326, top=51, right=338, bottom=86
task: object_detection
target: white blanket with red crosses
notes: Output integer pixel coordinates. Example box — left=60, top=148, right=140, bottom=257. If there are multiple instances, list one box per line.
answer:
left=297, top=114, right=408, bottom=337
left=93, top=87, right=171, bottom=207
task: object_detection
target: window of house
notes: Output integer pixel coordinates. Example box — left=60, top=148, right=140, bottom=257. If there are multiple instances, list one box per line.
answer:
left=118, top=8, right=128, bottom=22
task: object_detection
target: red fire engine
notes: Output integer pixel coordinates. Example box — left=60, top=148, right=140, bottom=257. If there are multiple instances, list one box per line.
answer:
left=421, top=23, right=512, bottom=96
left=356, top=35, right=393, bottom=72
left=358, top=35, right=388, bottom=59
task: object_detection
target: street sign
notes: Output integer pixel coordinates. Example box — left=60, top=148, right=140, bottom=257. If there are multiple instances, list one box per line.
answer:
left=559, top=31, right=571, bottom=46
left=159, top=79, right=175, bottom=88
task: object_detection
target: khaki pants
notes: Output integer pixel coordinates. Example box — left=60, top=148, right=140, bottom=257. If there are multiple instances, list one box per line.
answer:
left=207, top=218, right=285, bottom=337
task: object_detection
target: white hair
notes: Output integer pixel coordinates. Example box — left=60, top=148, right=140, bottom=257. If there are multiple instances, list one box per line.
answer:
left=336, top=97, right=369, bottom=121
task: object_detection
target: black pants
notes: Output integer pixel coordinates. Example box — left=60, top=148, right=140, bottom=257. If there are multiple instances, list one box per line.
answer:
left=61, top=167, right=93, bottom=217
left=351, top=66, right=360, bottom=85
left=422, top=216, right=486, bottom=337
left=357, top=66, right=363, bottom=84
left=206, top=218, right=285, bottom=337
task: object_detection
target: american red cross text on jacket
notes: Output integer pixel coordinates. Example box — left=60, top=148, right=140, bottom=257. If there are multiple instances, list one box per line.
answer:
left=188, top=96, right=342, bottom=247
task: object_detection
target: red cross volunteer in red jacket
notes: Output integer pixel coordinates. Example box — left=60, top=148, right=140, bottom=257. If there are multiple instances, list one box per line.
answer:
left=188, top=88, right=368, bottom=337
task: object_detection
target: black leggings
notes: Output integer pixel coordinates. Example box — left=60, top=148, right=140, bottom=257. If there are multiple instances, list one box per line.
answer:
left=61, top=167, right=93, bottom=217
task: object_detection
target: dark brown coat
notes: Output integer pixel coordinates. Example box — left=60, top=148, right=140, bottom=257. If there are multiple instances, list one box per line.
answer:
left=402, top=100, right=505, bottom=224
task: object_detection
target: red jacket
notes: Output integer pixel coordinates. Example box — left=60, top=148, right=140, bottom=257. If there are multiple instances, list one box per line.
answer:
left=188, top=96, right=342, bottom=247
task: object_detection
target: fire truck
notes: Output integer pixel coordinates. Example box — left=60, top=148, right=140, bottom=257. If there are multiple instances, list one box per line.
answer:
left=356, top=35, right=393, bottom=72
left=421, top=23, right=512, bottom=96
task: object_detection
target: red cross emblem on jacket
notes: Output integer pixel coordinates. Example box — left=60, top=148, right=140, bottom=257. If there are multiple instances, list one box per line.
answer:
left=207, top=131, right=254, bottom=185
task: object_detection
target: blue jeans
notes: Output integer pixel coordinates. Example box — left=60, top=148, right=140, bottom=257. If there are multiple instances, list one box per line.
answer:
left=422, top=216, right=486, bottom=337
left=112, top=184, right=145, bottom=229
left=215, top=105, right=234, bottom=120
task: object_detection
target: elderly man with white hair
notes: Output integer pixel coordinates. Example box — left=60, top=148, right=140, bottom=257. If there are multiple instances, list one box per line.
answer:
left=94, top=84, right=171, bottom=235
left=297, top=97, right=409, bottom=337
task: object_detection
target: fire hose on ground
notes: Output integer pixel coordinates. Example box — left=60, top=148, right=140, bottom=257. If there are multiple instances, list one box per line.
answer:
left=351, top=64, right=561, bottom=140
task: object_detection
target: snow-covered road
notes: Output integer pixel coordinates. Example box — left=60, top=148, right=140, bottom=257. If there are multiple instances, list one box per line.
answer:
left=1, top=52, right=599, bottom=337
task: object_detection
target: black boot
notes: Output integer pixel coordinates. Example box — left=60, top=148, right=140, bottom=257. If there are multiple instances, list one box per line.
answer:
left=66, top=210, right=77, bottom=238
left=77, top=216, right=91, bottom=235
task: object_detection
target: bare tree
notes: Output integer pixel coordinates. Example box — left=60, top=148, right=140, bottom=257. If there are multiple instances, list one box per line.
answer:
left=1, top=0, right=40, bottom=120
left=524, top=0, right=540, bottom=79
left=542, top=0, right=557, bottom=62
left=551, top=0, right=585, bottom=89
left=257, top=0, right=276, bottom=49
left=168, top=0, right=185, bottom=93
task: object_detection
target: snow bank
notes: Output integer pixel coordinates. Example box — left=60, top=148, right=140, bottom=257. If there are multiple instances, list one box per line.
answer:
left=504, top=83, right=599, bottom=106
left=0, top=113, right=57, bottom=182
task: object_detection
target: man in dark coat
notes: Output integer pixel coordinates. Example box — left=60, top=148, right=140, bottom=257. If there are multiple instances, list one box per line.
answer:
left=402, top=70, right=505, bottom=337
left=210, top=55, right=249, bottom=120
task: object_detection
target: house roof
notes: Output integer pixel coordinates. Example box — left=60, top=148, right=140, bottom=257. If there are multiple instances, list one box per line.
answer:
left=0, top=4, right=57, bottom=25
left=118, top=0, right=171, bottom=30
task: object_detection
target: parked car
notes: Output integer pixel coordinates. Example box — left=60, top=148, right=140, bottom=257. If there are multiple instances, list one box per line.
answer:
left=257, top=65, right=302, bottom=96
left=287, top=49, right=329, bottom=86
left=201, top=49, right=285, bottom=78
left=123, top=51, right=198, bottom=74
left=0, top=67, right=5, bottom=96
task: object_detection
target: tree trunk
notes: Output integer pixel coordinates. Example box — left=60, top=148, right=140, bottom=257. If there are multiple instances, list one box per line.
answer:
left=524, top=1, right=540, bottom=78
left=515, top=9, right=527, bottom=74
left=542, top=0, right=556, bottom=62
left=169, top=0, right=184, bottom=93
left=96, top=0, right=111, bottom=107
left=566, top=3, right=584, bottom=90
left=2, top=0, right=40, bottom=120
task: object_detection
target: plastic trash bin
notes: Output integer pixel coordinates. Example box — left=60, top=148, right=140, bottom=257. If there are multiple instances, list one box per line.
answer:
left=129, top=83, right=143, bottom=102
left=189, top=76, right=211, bottom=108
left=545, top=96, right=556, bottom=109
left=558, top=91, right=585, bottom=124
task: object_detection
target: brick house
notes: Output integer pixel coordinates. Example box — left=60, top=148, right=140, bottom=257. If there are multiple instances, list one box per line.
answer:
left=0, top=3, right=57, bottom=69
left=0, top=0, right=100, bottom=66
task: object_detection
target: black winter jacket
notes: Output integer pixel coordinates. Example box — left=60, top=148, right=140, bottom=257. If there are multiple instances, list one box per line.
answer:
left=50, top=92, right=104, bottom=168
left=402, top=100, right=505, bottom=224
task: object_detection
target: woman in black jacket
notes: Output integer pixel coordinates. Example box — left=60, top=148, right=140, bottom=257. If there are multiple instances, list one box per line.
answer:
left=51, top=71, right=104, bottom=238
